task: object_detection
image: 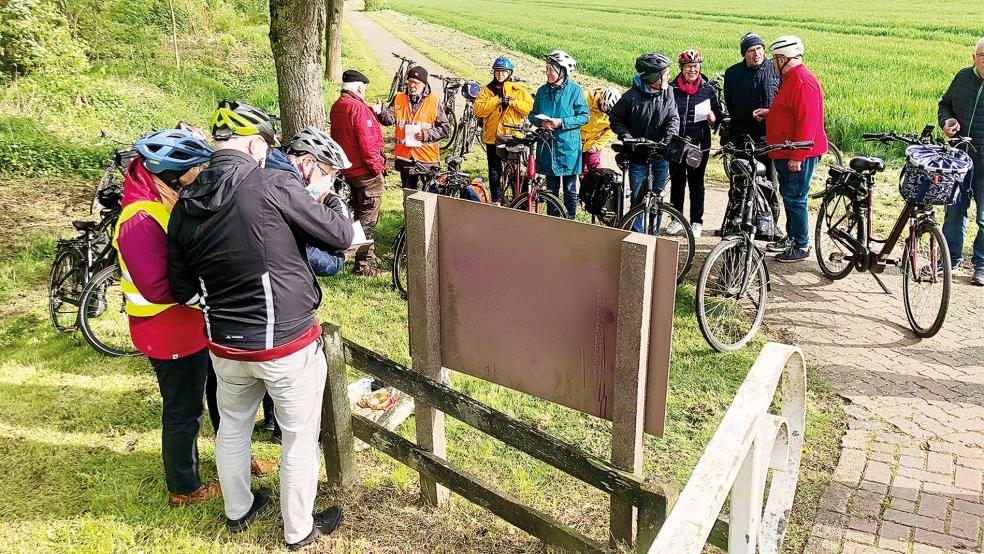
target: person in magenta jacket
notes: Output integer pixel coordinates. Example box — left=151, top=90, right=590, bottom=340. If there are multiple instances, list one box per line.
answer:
left=759, top=36, right=828, bottom=263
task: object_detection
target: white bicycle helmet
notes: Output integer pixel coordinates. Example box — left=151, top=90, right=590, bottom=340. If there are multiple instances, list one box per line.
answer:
left=601, top=87, right=622, bottom=113
left=544, top=50, right=576, bottom=75
left=769, top=36, right=804, bottom=58
left=287, top=126, right=352, bottom=170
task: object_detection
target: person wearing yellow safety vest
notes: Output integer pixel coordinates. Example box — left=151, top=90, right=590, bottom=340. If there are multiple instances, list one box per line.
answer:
left=580, top=87, right=621, bottom=180
left=374, top=65, right=450, bottom=190
left=473, top=56, right=533, bottom=204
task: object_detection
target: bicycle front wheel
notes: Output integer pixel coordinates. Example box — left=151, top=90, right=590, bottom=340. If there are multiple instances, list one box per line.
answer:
left=78, top=264, right=141, bottom=357
left=49, top=246, right=84, bottom=332
left=391, top=227, right=408, bottom=300
left=901, top=224, right=950, bottom=338
left=618, top=202, right=695, bottom=284
left=442, top=108, right=458, bottom=151
left=696, top=238, right=768, bottom=352
left=508, top=189, right=568, bottom=218
left=815, top=193, right=860, bottom=280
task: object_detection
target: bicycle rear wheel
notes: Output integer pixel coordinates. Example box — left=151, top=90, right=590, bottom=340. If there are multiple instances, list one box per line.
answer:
left=696, top=238, right=768, bottom=352
left=508, top=189, right=568, bottom=218
left=815, top=193, right=860, bottom=280
left=500, top=163, right=519, bottom=206
left=78, top=264, right=141, bottom=357
left=617, top=202, right=695, bottom=284
left=48, top=246, right=84, bottom=332
left=391, top=227, right=408, bottom=300
left=901, top=224, right=950, bottom=338
left=442, top=108, right=458, bottom=151
left=388, top=72, right=401, bottom=105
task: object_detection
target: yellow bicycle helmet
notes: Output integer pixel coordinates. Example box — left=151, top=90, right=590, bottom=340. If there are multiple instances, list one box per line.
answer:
left=210, top=99, right=280, bottom=146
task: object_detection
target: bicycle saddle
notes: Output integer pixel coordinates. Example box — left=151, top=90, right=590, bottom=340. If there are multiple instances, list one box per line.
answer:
left=445, top=156, right=463, bottom=167
left=73, top=220, right=98, bottom=232
left=849, top=157, right=885, bottom=173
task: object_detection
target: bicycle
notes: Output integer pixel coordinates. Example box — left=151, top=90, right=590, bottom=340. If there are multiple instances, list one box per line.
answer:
left=387, top=53, right=418, bottom=106
left=612, top=137, right=695, bottom=284
left=452, top=81, right=484, bottom=158
left=812, top=127, right=972, bottom=338
left=498, top=122, right=567, bottom=218
left=696, top=140, right=814, bottom=352
left=391, top=156, right=475, bottom=299
left=433, top=73, right=461, bottom=151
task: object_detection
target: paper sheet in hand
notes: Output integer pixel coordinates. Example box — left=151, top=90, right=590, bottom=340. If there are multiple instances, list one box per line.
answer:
left=404, top=124, right=422, bottom=147
left=350, top=221, right=373, bottom=251
left=534, top=114, right=552, bottom=121
left=693, top=99, right=712, bottom=123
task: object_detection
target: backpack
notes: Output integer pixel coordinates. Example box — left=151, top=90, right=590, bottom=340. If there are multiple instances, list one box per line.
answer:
left=579, top=168, right=621, bottom=222
left=460, top=177, right=491, bottom=204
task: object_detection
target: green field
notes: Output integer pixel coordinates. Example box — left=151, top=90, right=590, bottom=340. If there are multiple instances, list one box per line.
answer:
left=388, top=0, right=980, bottom=158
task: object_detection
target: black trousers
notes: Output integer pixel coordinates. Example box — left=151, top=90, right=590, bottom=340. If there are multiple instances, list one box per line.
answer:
left=485, top=143, right=503, bottom=202
left=669, top=156, right=709, bottom=224
left=400, top=171, right=423, bottom=190
left=150, top=348, right=211, bottom=494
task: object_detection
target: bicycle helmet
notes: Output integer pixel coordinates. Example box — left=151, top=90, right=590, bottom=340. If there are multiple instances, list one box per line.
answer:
left=678, top=50, right=704, bottom=65
left=286, top=126, right=352, bottom=170
left=768, top=36, right=804, bottom=58
left=635, top=52, right=672, bottom=75
left=210, top=99, right=280, bottom=146
left=544, top=50, right=576, bottom=75
left=134, top=129, right=213, bottom=174
left=601, top=87, right=622, bottom=113
left=492, top=56, right=514, bottom=71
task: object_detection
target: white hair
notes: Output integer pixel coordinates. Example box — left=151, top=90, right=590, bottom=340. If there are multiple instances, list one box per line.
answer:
left=976, top=37, right=984, bottom=51
left=341, top=81, right=364, bottom=92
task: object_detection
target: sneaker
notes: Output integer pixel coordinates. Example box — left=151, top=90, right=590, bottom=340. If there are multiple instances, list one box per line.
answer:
left=665, top=221, right=684, bottom=235
left=226, top=487, right=271, bottom=533
left=691, top=222, right=702, bottom=238
left=766, top=237, right=793, bottom=253
left=286, top=506, right=343, bottom=551
left=775, top=246, right=811, bottom=263
left=972, top=268, right=984, bottom=286
left=168, top=483, right=221, bottom=507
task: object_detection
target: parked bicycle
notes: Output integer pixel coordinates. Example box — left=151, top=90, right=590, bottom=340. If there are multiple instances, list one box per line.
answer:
left=452, top=80, right=484, bottom=158
left=612, top=137, right=695, bottom=284
left=433, top=73, right=461, bottom=151
left=387, top=53, right=418, bottom=106
left=696, top=139, right=814, bottom=352
left=498, top=122, right=568, bottom=217
left=812, top=126, right=973, bottom=338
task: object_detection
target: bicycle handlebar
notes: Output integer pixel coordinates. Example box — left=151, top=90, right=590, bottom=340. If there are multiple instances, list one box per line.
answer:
left=862, top=130, right=975, bottom=152
left=719, top=140, right=813, bottom=157
left=391, top=53, right=415, bottom=64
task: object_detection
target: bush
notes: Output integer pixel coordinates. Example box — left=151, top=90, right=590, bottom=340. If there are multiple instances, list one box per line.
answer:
left=0, top=117, right=110, bottom=178
left=363, top=0, right=386, bottom=11
left=0, top=0, right=89, bottom=78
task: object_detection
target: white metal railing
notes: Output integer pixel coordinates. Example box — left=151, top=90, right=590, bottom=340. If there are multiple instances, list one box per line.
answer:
left=649, top=342, right=806, bottom=553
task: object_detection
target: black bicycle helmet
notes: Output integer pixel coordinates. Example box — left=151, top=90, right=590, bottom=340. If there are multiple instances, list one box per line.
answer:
left=210, top=99, right=280, bottom=147
left=635, top=52, right=672, bottom=76
left=286, top=126, right=352, bottom=169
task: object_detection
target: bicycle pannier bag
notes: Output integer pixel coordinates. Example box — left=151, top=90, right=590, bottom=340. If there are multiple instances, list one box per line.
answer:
left=899, top=145, right=972, bottom=205
left=579, top=168, right=620, bottom=218
left=666, top=134, right=703, bottom=168
left=461, top=81, right=482, bottom=101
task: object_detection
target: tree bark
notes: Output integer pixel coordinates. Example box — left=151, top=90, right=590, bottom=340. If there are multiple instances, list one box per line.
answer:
left=269, top=0, right=327, bottom=139
left=325, top=0, right=345, bottom=81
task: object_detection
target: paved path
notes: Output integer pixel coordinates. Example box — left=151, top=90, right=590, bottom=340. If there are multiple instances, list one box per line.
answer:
left=348, top=9, right=984, bottom=553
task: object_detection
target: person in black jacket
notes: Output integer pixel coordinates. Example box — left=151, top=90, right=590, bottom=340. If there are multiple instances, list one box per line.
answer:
left=669, top=50, right=721, bottom=238
left=724, top=32, right=783, bottom=236
left=167, top=100, right=351, bottom=550
left=609, top=52, right=680, bottom=232
left=940, top=37, right=984, bottom=286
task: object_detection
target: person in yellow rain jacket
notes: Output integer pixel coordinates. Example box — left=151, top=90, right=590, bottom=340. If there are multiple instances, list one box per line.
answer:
left=473, top=56, right=534, bottom=204
left=580, top=87, right=622, bottom=179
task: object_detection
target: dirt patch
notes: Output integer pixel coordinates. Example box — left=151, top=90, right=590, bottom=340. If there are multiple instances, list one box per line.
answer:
left=0, top=176, right=93, bottom=253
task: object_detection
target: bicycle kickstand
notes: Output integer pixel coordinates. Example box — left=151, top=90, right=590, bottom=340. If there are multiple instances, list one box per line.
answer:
left=868, top=270, right=893, bottom=295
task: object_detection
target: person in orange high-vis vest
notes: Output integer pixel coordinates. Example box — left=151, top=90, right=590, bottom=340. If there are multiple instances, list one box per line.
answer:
left=374, top=65, right=450, bottom=190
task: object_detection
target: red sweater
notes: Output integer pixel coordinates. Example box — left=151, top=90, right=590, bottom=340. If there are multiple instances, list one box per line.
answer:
left=766, top=64, right=828, bottom=161
left=329, top=91, right=387, bottom=178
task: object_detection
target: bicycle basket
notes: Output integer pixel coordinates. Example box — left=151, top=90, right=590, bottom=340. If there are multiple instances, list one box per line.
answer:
left=579, top=168, right=620, bottom=218
left=461, top=81, right=482, bottom=101
left=900, top=145, right=972, bottom=205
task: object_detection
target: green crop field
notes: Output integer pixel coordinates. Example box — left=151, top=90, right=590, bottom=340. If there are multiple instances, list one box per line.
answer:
left=388, top=0, right=981, bottom=159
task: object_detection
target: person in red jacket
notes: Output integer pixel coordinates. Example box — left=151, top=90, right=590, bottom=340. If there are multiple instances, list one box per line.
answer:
left=329, top=69, right=386, bottom=276
left=758, top=36, right=828, bottom=263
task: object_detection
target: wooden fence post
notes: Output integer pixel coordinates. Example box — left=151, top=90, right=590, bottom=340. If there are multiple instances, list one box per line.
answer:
left=609, top=234, right=657, bottom=548
left=321, top=322, right=357, bottom=492
left=405, top=192, right=449, bottom=506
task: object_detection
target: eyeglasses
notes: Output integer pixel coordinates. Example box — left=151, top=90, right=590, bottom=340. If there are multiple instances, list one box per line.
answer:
left=975, top=53, right=984, bottom=58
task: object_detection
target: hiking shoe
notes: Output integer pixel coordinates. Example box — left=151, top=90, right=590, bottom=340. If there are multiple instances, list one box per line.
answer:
left=250, top=458, right=279, bottom=476
left=226, top=487, right=272, bottom=533
left=169, top=483, right=221, bottom=507
left=775, top=246, right=811, bottom=263
left=766, top=237, right=793, bottom=253
left=286, top=506, right=343, bottom=551
left=665, top=221, right=684, bottom=235
left=691, top=222, right=703, bottom=238
left=972, top=268, right=984, bottom=286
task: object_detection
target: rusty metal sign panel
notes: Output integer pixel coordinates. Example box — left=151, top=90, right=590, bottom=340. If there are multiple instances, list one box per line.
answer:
left=433, top=196, right=675, bottom=436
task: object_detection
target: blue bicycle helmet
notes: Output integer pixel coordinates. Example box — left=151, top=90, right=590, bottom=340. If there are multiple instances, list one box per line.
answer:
left=135, top=129, right=213, bottom=174
left=492, top=56, right=514, bottom=71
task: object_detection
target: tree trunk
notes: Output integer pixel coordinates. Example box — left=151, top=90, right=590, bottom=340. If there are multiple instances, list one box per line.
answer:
left=269, top=0, right=327, bottom=139
left=325, top=0, right=345, bottom=81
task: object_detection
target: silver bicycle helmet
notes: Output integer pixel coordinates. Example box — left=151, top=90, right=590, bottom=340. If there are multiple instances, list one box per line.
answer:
left=287, top=127, right=352, bottom=170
